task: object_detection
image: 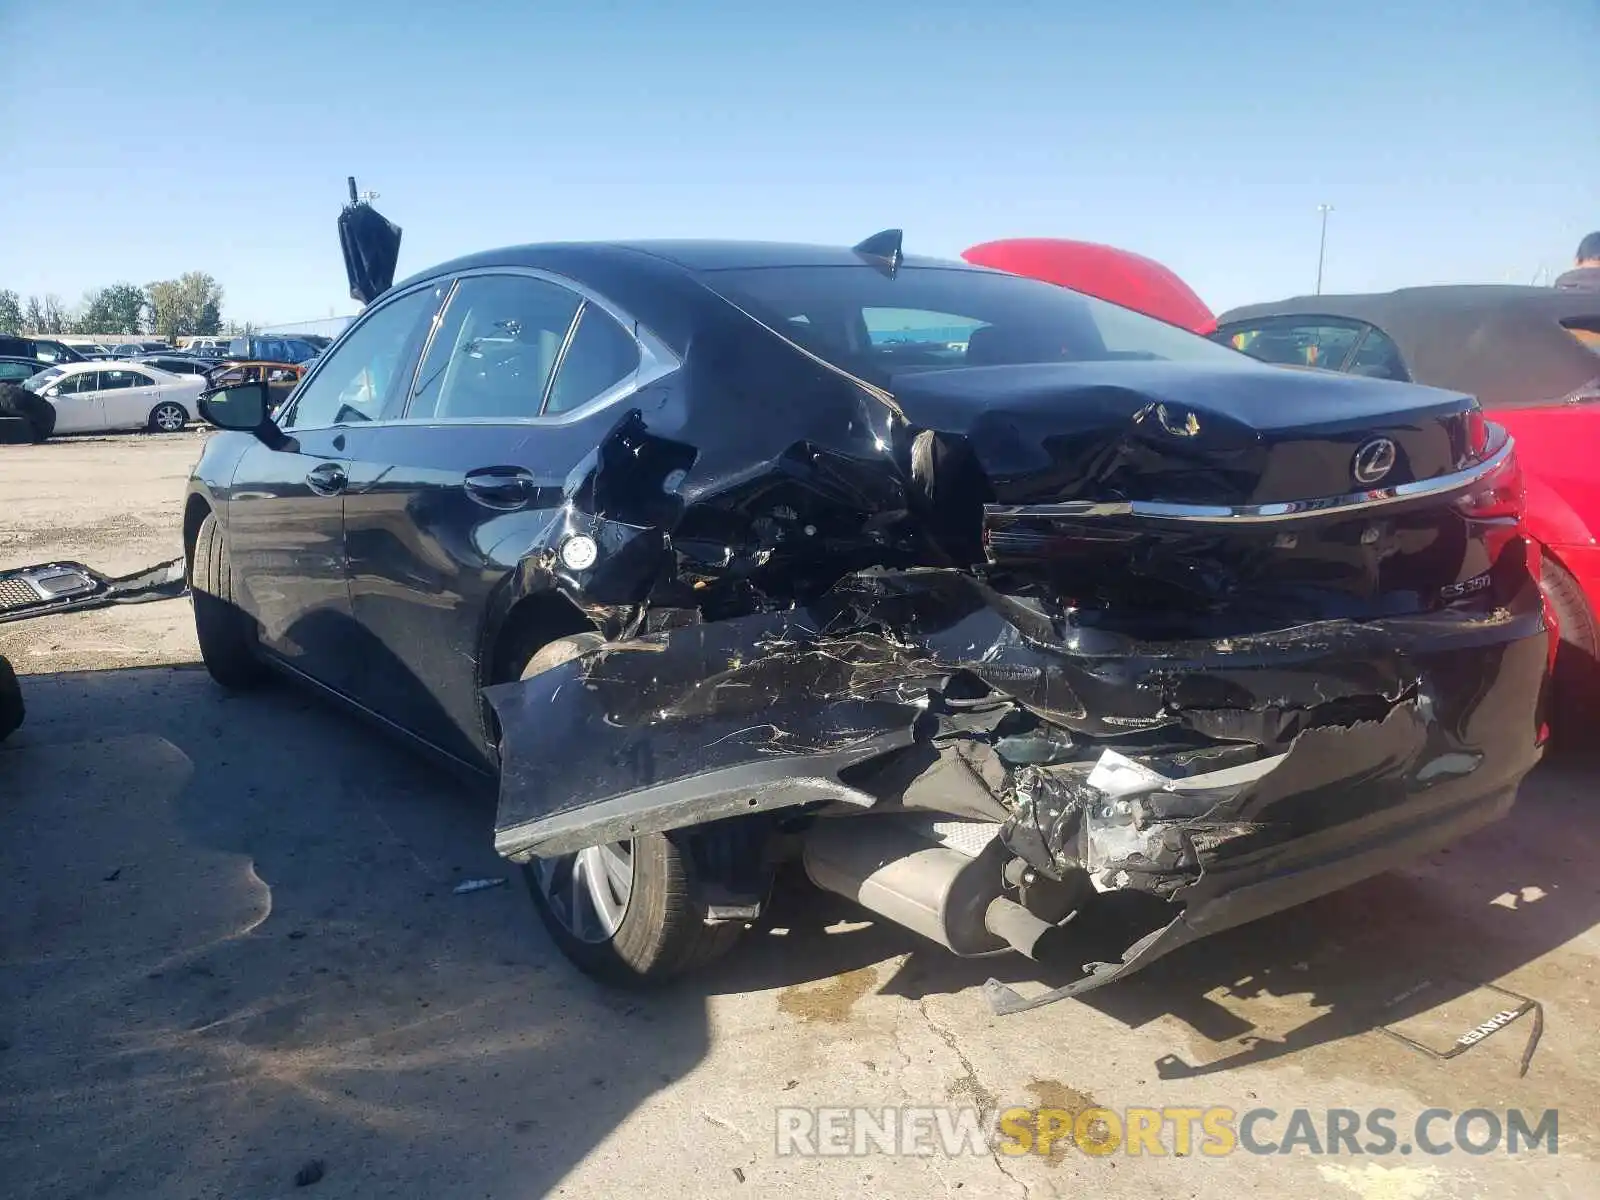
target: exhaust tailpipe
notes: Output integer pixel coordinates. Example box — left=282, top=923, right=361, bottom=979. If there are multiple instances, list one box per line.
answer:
left=803, top=817, right=1064, bottom=959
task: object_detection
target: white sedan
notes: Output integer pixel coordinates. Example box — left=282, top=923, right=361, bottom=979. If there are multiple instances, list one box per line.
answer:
left=21, top=362, right=205, bottom=434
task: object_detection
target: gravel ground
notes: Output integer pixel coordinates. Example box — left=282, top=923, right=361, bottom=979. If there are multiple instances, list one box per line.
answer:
left=1, top=433, right=1596, bottom=1199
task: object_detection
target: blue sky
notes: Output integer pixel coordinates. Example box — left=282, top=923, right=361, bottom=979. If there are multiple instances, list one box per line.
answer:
left=1, top=0, right=1595, bottom=326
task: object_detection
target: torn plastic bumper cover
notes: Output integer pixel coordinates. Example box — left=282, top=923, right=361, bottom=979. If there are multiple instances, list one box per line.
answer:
left=0, top=558, right=188, bottom=624
left=488, top=567, right=1547, bottom=1003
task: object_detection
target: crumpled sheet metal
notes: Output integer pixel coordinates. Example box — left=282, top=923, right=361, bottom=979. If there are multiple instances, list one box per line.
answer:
left=486, top=606, right=935, bottom=858
left=489, top=565, right=1545, bottom=882
left=985, top=621, right=1546, bottom=1013
left=0, top=557, right=187, bottom=625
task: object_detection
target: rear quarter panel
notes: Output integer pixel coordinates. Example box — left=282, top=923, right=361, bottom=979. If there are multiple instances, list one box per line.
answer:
left=1490, top=405, right=1600, bottom=547
left=1490, top=404, right=1600, bottom=611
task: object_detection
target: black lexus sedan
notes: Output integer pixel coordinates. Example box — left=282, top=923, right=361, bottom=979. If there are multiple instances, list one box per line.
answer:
left=187, top=230, right=1550, bottom=1011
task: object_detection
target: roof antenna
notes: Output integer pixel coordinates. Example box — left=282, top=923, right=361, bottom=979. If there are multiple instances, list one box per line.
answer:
left=346, top=176, right=380, bottom=207
left=853, top=229, right=904, bottom=278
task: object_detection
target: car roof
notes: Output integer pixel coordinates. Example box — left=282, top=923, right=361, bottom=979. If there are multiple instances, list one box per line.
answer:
left=390, top=239, right=992, bottom=358
left=407, top=239, right=977, bottom=280
left=1215, top=285, right=1600, bottom=407
left=612, top=239, right=976, bottom=272
left=51, top=359, right=174, bottom=376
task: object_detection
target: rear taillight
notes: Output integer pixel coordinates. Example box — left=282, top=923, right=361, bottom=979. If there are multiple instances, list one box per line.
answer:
left=1454, top=437, right=1524, bottom=522
left=1466, top=408, right=1490, bottom=456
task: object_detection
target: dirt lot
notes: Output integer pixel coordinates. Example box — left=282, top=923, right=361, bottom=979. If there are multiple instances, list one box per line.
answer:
left=2, top=433, right=1597, bottom=1199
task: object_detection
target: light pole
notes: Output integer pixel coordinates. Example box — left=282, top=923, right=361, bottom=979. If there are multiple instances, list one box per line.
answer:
left=1315, top=204, right=1333, bottom=295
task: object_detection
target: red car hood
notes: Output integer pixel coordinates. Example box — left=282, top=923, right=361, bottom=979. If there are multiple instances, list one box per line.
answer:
left=963, top=237, right=1217, bottom=335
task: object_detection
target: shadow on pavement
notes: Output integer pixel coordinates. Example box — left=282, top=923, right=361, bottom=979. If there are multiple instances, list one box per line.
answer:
left=0, top=665, right=707, bottom=1200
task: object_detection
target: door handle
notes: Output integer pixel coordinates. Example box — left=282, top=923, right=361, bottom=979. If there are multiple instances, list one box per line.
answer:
left=464, top=466, right=536, bottom=509
left=306, top=462, right=348, bottom=496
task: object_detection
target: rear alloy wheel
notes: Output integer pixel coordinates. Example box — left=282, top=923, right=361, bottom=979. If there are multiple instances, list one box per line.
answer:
left=517, top=633, right=744, bottom=985
left=190, top=513, right=266, bottom=689
left=148, top=402, right=188, bottom=433
left=1541, top=555, right=1598, bottom=744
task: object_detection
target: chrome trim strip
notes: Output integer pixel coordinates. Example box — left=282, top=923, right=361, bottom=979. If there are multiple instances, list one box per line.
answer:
left=985, top=436, right=1515, bottom=525
left=539, top=300, right=588, bottom=413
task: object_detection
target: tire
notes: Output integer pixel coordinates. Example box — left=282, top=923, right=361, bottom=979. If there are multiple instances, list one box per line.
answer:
left=517, top=633, right=743, bottom=986
left=0, top=655, right=23, bottom=743
left=1542, top=555, right=1598, bottom=743
left=190, top=513, right=266, bottom=689
left=148, top=401, right=189, bottom=433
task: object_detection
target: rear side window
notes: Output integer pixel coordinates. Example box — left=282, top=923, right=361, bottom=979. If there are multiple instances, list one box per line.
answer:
left=1345, top=327, right=1409, bottom=380
left=407, top=274, right=582, bottom=420
left=0, top=362, right=37, bottom=382
left=545, top=304, right=640, bottom=414
left=1221, top=319, right=1368, bottom=371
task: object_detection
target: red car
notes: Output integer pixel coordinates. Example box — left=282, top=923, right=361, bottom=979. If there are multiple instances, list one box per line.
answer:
left=1214, top=286, right=1600, bottom=721
left=963, top=238, right=1216, bottom=334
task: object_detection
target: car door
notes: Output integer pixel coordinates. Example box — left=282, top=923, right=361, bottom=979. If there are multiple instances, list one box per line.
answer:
left=96, top=367, right=161, bottom=429
left=342, top=269, right=656, bottom=763
left=44, top=369, right=106, bottom=432
left=224, top=284, right=442, bottom=698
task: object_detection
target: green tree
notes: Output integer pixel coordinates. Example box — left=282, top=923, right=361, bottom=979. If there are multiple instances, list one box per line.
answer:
left=78, top=283, right=148, bottom=335
left=144, top=272, right=225, bottom=340
left=23, top=296, right=45, bottom=333
left=0, top=290, right=21, bottom=334
left=197, top=296, right=222, bottom=335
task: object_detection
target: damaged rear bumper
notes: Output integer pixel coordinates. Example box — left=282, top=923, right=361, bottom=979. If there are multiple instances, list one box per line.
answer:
left=487, top=566, right=1548, bottom=998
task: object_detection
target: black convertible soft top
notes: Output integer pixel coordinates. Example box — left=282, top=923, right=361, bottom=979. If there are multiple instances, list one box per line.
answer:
left=1217, top=285, right=1600, bottom=409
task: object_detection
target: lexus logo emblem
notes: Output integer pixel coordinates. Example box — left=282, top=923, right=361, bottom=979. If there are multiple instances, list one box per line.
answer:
left=1352, top=437, right=1398, bottom=485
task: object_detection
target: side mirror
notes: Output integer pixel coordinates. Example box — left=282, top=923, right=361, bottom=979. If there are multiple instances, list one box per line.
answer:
left=198, top=381, right=273, bottom=433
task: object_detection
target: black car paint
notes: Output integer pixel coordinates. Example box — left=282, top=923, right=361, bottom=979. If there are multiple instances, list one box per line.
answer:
left=187, top=240, right=1549, bottom=1004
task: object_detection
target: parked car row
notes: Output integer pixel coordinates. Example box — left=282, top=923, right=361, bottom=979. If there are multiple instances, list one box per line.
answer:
left=0, top=329, right=333, bottom=439
left=0, top=334, right=88, bottom=364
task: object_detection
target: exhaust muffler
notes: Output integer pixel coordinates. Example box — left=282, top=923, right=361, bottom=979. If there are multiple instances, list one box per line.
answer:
left=802, top=817, right=1064, bottom=959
